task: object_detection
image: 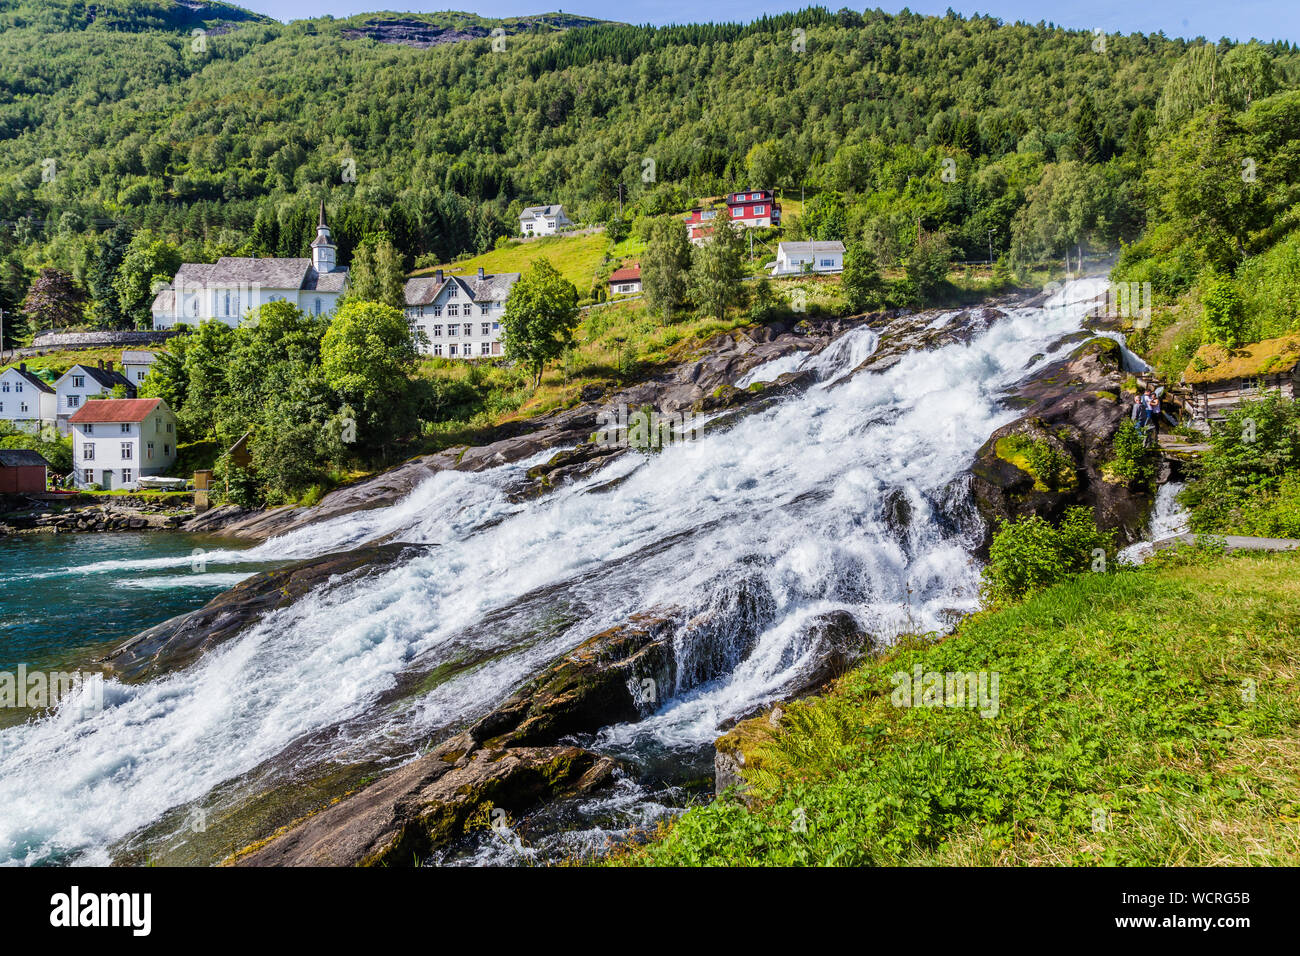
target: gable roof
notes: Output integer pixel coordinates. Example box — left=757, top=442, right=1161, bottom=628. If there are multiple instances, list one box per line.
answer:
left=68, top=398, right=164, bottom=425
left=0, top=365, right=55, bottom=393
left=519, top=204, right=566, bottom=219
left=61, top=364, right=136, bottom=393
left=1183, top=334, right=1300, bottom=386
left=778, top=241, right=845, bottom=256
left=403, top=272, right=521, bottom=307
left=121, top=350, right=159, bottom=365
left=0, top=448, right=50, bottom=469
left=609, top=264, right=641, bottom=282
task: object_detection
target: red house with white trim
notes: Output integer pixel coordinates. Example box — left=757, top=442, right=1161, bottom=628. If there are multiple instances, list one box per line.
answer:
left=684, top=190, right=781, bottom=242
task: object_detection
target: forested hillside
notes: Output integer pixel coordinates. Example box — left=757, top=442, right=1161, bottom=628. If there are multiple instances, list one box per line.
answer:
left=1, top=2, right=1294, bottom=339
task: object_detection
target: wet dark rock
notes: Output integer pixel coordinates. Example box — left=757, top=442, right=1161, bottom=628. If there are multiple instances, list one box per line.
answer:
left=231, top=740, right=617, bottom=867
left=968, top=334, right=1152, bottom=550
left=98, top=544, right=424, bottom=682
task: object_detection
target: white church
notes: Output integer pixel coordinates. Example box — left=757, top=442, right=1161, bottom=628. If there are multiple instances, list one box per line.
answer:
left=151, top=203, right=349, bottom=329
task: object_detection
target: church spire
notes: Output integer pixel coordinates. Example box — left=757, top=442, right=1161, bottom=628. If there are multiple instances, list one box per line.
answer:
left=311, top=201, right=336, bottom=273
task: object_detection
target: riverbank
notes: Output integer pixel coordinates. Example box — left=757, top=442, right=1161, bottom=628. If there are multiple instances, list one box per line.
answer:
left=620, top=549, right=1300, bottom=866
left=0, top=493, right=195, bottom=535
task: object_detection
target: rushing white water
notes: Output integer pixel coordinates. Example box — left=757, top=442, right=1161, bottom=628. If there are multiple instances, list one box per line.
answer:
left=0, top=277, right=1112, bottom=866
left=1118, top=482, right=1191, bottom=564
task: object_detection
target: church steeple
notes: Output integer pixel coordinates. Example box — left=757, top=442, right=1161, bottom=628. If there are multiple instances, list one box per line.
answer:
left=311, top=200, right=336, bottom=273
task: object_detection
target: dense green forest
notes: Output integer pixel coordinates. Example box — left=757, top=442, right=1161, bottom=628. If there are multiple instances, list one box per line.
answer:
left=3, top=1, right=1297, bottom=342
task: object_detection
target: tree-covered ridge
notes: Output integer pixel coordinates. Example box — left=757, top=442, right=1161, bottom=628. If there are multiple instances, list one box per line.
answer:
left=0, top=0, right=268, bottom=33
left=1, top=6, right=1298, bottom=339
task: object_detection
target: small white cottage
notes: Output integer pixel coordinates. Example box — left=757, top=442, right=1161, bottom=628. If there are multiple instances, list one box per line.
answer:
left=770, top=241, right=845, bottom=276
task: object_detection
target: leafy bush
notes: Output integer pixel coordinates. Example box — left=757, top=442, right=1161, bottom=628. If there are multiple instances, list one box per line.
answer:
left=1106, top=419, right=1156, bottom=486
left=1183, top=392, right=1300, bottom=532
left=981, top=507, right=1115, bottom=604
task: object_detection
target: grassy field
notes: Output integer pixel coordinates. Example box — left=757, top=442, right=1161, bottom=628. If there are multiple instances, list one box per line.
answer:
left=0, top=347, right=130, bottom=378
left=620, top=550, right=1300, bottom=866
left=411, top=231, right=633, bottom=295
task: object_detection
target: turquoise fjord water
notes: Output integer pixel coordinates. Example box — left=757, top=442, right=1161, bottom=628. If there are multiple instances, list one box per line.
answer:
left=0, top=532, right=261, bottom=673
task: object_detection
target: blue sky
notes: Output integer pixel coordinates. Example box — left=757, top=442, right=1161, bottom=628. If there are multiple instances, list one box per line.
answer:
left=234, top=1, right=1299, bottom=44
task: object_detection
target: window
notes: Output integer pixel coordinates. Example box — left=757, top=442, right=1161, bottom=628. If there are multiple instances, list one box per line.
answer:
left=72, top=375, right=85, bottom=388
left=492, top=322, right=500, bottom=331
left=481, top=342, right=491, bottom=355
left=755, top=205, right=765, bottom=215
left=120, top=423, right=131, bottom=434
left=83, top=468, right=93, bottom=484
left=0, top=402, right=4, bottom=412
left=480, top=305, right=489, bottom=316
left=432, top=344, right=442, bottom=357
left=448, top=284, right=458, bottom=298
left=83, top=443, right=95, bottom=461
left=820, top=259, right=834, bottom=268
left=146, top=441, right=154, bottom=460
left=136, top=371, right=146, bottom=381
left=0, top=383, right=8, bottom=392
left=13, top=384, right=20, bottom=393
left=448, top=324, right=459, bottom=336
left=121, top=442, right=133, bottom=460
left=19, top=402, right=27, bottom=413
left=432, top=325, right=442, bottom=337
left=481, top=323, right=490, bottom=335
left=164, top=444, right=169, bottom=456
left=166, top=423, right=173, bottom=433
left=122, top=469, right=133, bottom=484
left=433, top=306, right=443, bottom=317
left=315, top=298, right=323, bottom=316
left=67, top=395, right=79, bottom=409
left=448, top=304, right=459, bottom=317
left=84, top=424, right=94, bottom=435
left=415, top=306, right=425, bottom=317
left=491, top=341, right=501, bottom=355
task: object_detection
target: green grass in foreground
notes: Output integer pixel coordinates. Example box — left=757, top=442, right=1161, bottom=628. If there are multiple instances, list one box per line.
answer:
left=620, top=551, right=1300, bottom=865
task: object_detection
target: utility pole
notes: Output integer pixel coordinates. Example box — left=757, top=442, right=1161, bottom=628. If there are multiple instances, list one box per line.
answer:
left=617, top=182, right=623, bottom=219
left=987, top=228, right=994, bottom=267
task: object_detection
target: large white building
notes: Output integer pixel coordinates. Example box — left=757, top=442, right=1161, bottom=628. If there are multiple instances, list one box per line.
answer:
left=54, top=361, right=136, bottom=436
left=403, top=268, right=520, bottom=359
left=69, top=397, right=178, bottom=491
left=518, top=204, right=572, bottom=237
left=0, top=364, right=57, bottom=434
left=151, top=203, right=349, bottom=329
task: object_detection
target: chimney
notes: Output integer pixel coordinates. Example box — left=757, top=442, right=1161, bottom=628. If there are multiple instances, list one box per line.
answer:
left=105, top=360, right=114, bottom=373
left=435, top=269, right=444, bottom=283
left=97, top=359, right=104, bottom=370
left=477, top=267, right=485, bottom=279
left=18, top=363, right=25, bottom=373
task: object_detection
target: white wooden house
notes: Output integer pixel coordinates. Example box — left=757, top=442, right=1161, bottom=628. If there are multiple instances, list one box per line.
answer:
left=0, top=364, right=57, bottom=434
left=54, top=361, right=136, bottom=435
left=769, top=241, right=845, bottom=276
left=69, top=397, right=178, bottom=491
left=518, top=204, right=572, bottom=237
left=121, top=350, right=161, bottom=387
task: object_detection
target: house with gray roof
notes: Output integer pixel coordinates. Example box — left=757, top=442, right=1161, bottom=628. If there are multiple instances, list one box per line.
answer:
left=53, top=360, right=137, bottom=435
left=518, top=204, right=572, bottom=237
left=150, top=203, right=349, bottom=330
left=0, top=362, right=57, bottom=434
left=769, top=241, right=846, bottom=276
left=403, top=268, right=521, bottom=359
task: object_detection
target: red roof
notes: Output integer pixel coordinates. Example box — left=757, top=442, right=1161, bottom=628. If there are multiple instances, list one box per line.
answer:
left=609, top=264, right=641, bottom=282
left=67, top=398, right=163, bottom=425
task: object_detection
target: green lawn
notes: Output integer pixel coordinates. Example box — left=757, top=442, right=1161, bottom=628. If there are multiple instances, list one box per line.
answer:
left=620, top=551, right=1300, bottom=866
left=412, top=232, right=622, bottom=294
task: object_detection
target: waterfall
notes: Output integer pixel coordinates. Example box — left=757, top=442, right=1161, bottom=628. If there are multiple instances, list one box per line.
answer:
left=1119, top=482, right=1192, bottom=564
left=0, top=277, right=1113, bottom=866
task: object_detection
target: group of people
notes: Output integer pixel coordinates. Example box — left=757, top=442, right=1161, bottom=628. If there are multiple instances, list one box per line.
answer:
left=1131, top=386, right=1165, bottom=447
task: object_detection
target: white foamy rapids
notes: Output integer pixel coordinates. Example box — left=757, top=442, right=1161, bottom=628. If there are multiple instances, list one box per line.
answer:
left=1119, top=482, right=1191, bottom=565
left=735, top=325, right=880, bottom=390
left=0, top=278, right=1109, bottom=865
